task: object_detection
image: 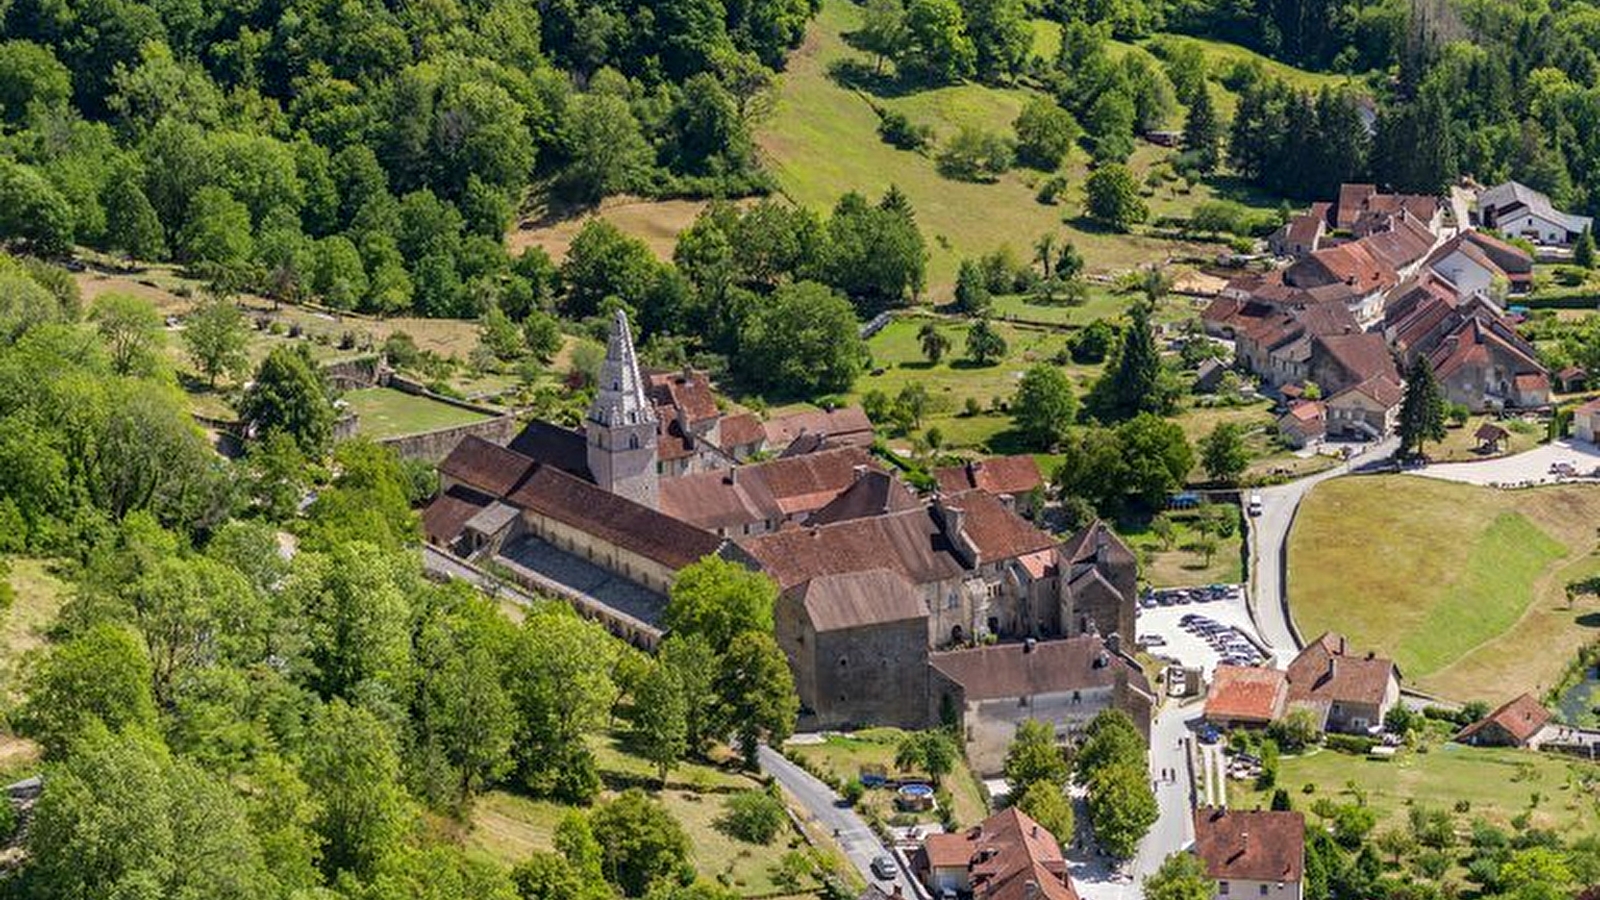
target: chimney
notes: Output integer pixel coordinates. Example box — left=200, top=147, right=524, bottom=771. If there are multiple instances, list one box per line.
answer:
left=1106, top=632, right=1122, bottom=656
left=1024, top=637, right=1037, bottom=654
left=852, top=463, right=869, bottom=482
left=724, top=465, right=738, bottom=486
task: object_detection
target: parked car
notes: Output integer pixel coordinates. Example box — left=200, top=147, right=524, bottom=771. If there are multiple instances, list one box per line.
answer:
left=1248, top=493, right=1264, bottom=516
left=872, top=856, right=899, bottom=880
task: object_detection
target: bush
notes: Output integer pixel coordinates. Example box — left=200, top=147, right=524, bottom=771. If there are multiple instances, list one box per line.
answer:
left=1036, top=175, right=1069, bottom=204
left=1324, top=734, right=1378, bottom=755
left=878, top=110, right=932, bottom=151
left=719, top=789, right=787, bottom=844
left=841, top=778, right=865, bottom=806
left=937, top=127, right=1014, bottom=182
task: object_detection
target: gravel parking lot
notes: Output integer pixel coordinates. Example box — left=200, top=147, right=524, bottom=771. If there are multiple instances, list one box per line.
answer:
left=1135, top=586, right=1272, bottom=677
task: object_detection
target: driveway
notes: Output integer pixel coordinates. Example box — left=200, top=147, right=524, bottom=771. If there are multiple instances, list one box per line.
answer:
left=757, top=745, right=920, bottom=897
left=1404, top=439, right=1600, bottom=487
left=1247, top=437, right=1398, bottom=662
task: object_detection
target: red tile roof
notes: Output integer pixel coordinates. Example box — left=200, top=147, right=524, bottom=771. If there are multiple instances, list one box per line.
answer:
left=738, top=491, right=1055, bottom=590
left=915, top=808, right=1079, bottom=900
left=720, top=412, right=766, bottom=448
left=1287, top=632, right=1397, bottom=709
left=1205, top=665, right=1289, bottom=724
left=658, top=446, right=878, bottom=532
left=763, top=407, right=874, bottom=448
left=934, top=456, right=1045, bottom=497
left=1192, top=808, right=1306, bottom=883
left=1455, top=693, right=1552, bottom=745
left=647, top=369, right=720, bottom=423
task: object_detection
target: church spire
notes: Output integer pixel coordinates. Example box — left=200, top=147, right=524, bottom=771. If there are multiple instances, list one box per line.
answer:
left=588, top=308, right=656, bottom=428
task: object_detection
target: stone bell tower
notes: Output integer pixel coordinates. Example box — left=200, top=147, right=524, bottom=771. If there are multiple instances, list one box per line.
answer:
left=586, top=308, right=660, bottom=508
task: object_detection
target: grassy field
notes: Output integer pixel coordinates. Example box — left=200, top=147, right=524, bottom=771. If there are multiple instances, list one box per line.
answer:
left=341, top=387, right=493, bottom=439
left=1288, top=476, right=1600, bottom=700
left=756, top=0, right=1276, bottom=291
left=509, top=195, right=739, bottom=263
left=1427, top=416, right=1544, bottom=462
left=1125, top=514, right=1245, bottom=587
left=1231, top=744, right=1600, bottom=837
left=469, top=733, right=836, bottom=896
left=846, top=315, right=1087, bottom=452
left=784, top=729, right=991, bottom=828
left=0, top=558, right=69, bottom=781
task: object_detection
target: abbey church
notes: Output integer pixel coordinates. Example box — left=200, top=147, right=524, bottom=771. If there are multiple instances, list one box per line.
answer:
left=423, top=310, right=1150, bottom=740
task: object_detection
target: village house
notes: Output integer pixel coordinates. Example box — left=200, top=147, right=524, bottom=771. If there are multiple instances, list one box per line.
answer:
left=1324, top=375, right=1403, bottom=440
left=1204, top=665, right=1289, bottom=730
left=1427, top=231, right=1534, bottom=296
left=1286, top=633, right=1401, bottom=734
left=1555, top=365, right=1588, bottom=393
left=1276, top=400, right=1326, bottom=449
left=927, top=634, right=1154, bottom=774
left=912, top=807, right=1082, bottom=900
left=1455, top=693, right=1554, bottom=749
left=1386, top=287, right=1550, bottom=412
left=1575, top=397, right=1600, bottom=444
left=1192, top=808, right=1306, bottom=900
left=1478, top=181, right=1594, bottom=246
left=933, top=455, right=1045, bottom=503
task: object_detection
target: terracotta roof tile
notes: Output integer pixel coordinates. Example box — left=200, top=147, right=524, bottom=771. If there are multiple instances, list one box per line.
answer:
left=763, top=407, right=875, bottom=448
left=914, top=808, right=1080, bottom=900
left=1205, top=665, right=1288, bottom=724
left=788, top=569, right=926, bottom=632
left=1287, top=632, right=1397, bottom=709
left=934, top=456, right=1045, bottom=497
left=1193, top=808, right=1306, bottom=883
left=1455, top=693, right=1552, bottom=745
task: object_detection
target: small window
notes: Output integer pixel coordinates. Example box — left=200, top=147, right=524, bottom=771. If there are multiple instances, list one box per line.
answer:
left=1219, top=883, right=1230, bottom=896
left=1259, top=887, right=1269, bottom=897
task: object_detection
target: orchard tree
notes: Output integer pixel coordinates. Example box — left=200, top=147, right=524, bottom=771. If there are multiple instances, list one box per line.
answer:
left=1012, top=363, right=1078, bottom=448
left=1085, top=164, right=1148, bottom=231
left=919, top=321, right=951, bottom=364
left=1199, top=422, right=1250, bottom=484
left=965, top=316, right=1008, bottom=365
left=92, top=292, right=165, bottom=376
left=894, top=731, right=958, bottom=784
left=183, top=294, right=250, bottom=387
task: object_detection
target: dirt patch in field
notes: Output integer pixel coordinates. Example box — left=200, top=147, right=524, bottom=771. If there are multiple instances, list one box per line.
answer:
left=509, top=195, right=741, bottom=262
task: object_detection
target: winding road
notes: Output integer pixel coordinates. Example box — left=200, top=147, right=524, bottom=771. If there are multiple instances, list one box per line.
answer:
left=1246, top=438, right=1398, bottom=664
left=757, top=745, right=922, bottom=898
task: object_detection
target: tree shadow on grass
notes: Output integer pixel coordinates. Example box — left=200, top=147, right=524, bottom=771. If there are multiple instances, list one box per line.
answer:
left=949, top=359, right=1005, bottom=371
left=826, top=57, right=935, bottom=100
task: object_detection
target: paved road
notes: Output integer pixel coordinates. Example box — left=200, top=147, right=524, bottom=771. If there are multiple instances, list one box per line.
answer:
left=1133, top=700, right=1202, bottom=878
left=1405, top=438, right=1600, bottom=487
left=1246, top=438, right=1398, bottom=663
left=757, top=745, right=920, bottom=897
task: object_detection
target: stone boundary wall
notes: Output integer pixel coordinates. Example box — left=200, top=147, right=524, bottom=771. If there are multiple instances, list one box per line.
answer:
left=378, top=415, right=520, bottom=462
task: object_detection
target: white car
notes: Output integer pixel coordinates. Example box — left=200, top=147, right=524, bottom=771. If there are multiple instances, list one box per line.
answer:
left=1247, top=493, right=1264, bottom=516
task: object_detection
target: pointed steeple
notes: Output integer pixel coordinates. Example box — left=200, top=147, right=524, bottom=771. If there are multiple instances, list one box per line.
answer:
left=588, top=308, right=656, bottom=428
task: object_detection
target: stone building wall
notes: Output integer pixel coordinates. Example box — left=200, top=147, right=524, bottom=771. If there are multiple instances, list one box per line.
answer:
left=519, top=508, right=679, bottom=595
left=775, top=597, right=931, bottom=731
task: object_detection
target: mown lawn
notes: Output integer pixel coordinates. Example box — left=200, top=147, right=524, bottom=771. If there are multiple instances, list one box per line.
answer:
left=756, top=0, right=1277, bottom=291
left=1230, top=744, right=1600, bottom=838
left=784, top=728, right=991, bottom=829
left=341, top=387, right=493, bottom=439
left=1288, top=476, right=1600, bottom=700
left=469, top=732, right=834, bottom=896
left=1427, top=416, right=1544, bottom=462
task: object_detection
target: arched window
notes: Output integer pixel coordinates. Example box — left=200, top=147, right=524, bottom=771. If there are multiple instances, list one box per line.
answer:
left=629, top=434, right=640, bottom=450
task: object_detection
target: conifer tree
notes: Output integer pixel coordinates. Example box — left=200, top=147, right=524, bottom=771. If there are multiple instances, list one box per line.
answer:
left=1398, top=355, right=1446, bottom=459
left=1182, top=85, right=1222, bottom=173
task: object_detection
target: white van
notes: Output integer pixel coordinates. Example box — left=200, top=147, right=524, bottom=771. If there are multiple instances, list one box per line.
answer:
left=1247, top=493, right=1263, bottom=516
